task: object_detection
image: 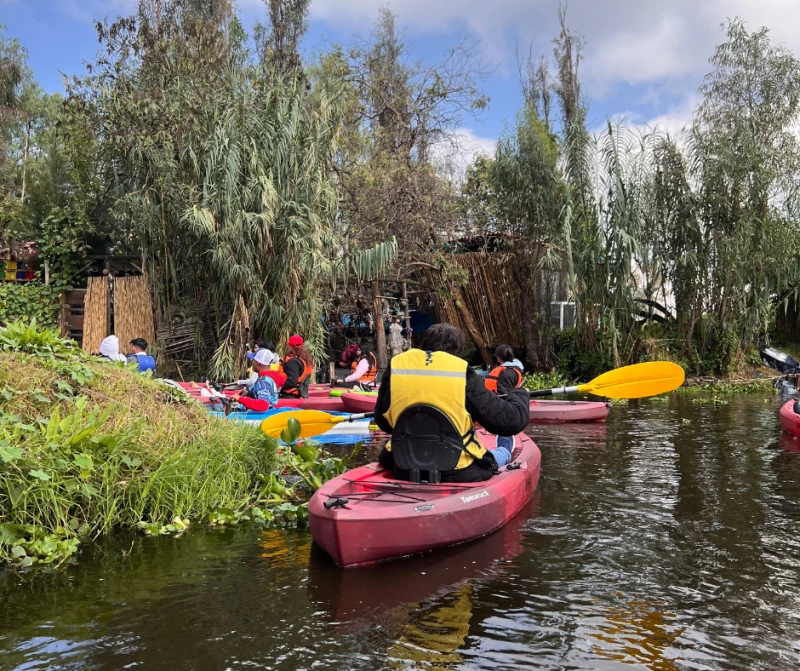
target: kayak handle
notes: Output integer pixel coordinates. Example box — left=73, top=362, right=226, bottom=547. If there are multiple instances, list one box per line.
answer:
left=324, top=497, right=349, bottom=510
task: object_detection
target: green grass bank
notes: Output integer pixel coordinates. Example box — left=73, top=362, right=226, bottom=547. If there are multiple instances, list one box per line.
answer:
left=0, top=322, right=277, bottom=569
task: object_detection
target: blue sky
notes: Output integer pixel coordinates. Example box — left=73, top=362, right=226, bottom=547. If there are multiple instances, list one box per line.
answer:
left=3, top=0, right=798, bottom=163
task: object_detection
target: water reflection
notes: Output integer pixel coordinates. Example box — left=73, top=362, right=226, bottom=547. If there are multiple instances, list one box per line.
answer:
left=3, top=396, right=800, bottom=670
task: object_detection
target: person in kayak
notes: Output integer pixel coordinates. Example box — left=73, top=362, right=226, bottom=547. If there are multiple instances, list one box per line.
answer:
left=334, top=342, right=377, bottom=388
left=231, top=349, right=279, bottom=411
left=485, top=344, right=526, bottom=464
left=280, top=335, right=315, bottom=398
left=374, top=324, right=529, bottom=483
left=126, top=338, right=156, bottom=373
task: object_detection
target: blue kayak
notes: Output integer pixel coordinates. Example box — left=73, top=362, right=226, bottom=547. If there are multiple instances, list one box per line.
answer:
left=208, top=408, right=374, bottom=445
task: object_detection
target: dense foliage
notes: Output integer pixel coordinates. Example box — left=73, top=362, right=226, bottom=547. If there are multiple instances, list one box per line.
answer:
left=2, top=4, right=800, bottom=376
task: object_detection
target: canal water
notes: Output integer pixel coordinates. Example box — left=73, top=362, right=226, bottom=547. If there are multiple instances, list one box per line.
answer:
left=2, top=396, right=800, bottom=670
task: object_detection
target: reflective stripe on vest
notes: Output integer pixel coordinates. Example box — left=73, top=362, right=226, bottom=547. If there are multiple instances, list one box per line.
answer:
left=384, top=349, right=485, bottom=470
left=485, top=365, right=524, bottom=393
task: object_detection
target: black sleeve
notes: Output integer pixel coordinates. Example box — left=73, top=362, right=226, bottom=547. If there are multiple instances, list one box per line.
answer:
left=280, top=358, right=302, bottom=392
left=373, top=365, right=393, bottom=434
left=465, top=368, right=529, bottom=436
left=497, top=368, right=520, bottom=395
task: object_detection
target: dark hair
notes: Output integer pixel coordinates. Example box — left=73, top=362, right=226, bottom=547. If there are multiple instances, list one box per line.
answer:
left=286, top=345, right=314, bottom=368
left=494, top=345, right=514, bottom=363
left=359, top=342, right=376, bottom=370
left=255, top=339, right=274, bottom=350
left=421, top=324, right=465, bottom=356
left=130, top=338, right=148, bottom=351
left=359, top=338, right=369, bottom=346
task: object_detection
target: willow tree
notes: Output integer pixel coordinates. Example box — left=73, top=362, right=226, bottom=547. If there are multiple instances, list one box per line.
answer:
left=686, top=20, right=800, bottom=371
left=188, top=74, right=343, bottom=378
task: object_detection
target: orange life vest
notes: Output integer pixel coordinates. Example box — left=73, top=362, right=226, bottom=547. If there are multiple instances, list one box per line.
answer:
left=485, top=364, right=524, bottom=394
left=351, top=352, right=377, bottom=383
left=279, top=354, right=314, bottom=397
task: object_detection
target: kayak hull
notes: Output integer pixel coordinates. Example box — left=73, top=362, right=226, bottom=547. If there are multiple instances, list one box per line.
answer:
left=780, top=400, right=800, bottom=437
left=341, top=393, right=610, bottom=423
left=309, top=430, right=541, bottom=568
left=529, top=400, right=610, bottom=423
left=341, top=392, right=379, bottom=414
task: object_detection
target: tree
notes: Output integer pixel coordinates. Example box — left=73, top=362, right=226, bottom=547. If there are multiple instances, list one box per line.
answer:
left=254, top=0, right=311, bottom=80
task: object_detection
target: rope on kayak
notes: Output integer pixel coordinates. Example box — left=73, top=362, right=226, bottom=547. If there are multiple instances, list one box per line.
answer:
left=323, top=491, right=427, bottom=504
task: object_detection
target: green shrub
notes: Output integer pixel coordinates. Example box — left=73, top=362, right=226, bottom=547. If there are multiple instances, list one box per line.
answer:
left=0, top=321, right=278, bottom=569
left=0, top=283, right=60, bottom=327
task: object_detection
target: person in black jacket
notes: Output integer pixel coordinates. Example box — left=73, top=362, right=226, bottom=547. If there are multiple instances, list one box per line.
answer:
left=374, top=324, right=530, bottom=482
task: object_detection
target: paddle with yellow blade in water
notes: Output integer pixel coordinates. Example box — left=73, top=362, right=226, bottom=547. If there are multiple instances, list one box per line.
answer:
left=261, top=361, right=685, bottom=440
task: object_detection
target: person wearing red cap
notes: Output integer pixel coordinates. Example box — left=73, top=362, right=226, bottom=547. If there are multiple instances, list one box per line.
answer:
left=279, top=335, right=315, bottom=398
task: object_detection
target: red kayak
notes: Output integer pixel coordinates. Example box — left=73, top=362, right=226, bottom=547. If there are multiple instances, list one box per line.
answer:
left=171, top=382, right=344, bottom=411
left=780, top=400, right=800, bottom=437
left=309, top=429, right=541, bottom=567
left=341, top=392, right=609, bottom=424
left=529, top=400, right=610, bottom=423
left=341, top=392, right=379, bottom=414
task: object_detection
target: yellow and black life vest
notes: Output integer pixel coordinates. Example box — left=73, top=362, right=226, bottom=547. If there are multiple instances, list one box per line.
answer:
left=351, top=352, right=377, bottom=383
left=279, top=353, right=314, bottom=397
left=383, top=349, right=486, bottom=470
left=485, top=365, right=524, bottom=394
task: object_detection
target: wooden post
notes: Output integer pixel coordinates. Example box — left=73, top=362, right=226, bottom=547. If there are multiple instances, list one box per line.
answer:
left=372, top=279, right=388, bottom=370
left=402, top=282, right=411, bottom=331
left=329, top=361, right=335, bottom=385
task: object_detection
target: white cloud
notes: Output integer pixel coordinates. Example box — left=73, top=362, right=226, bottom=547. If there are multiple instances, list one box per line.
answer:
left=431, top=127, right=497, bottom=179
left=306, top=0, right=800, bottom=98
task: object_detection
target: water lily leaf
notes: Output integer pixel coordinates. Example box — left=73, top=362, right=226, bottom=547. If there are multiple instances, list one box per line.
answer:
left=28, top=469, right=51, bottom=481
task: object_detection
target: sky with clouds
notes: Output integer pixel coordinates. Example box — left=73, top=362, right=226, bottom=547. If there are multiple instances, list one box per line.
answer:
left=3, top=0, right=800, bottom=165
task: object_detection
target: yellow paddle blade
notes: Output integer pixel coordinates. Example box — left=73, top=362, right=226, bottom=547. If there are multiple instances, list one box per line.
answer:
left=260, top=410, right=343, bottom=439
left=578, top=361, right=685, bottom=399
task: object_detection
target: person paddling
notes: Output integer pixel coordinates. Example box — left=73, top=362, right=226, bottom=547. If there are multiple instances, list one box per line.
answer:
left=485, top=344, right=526, bottom=465
left=231, top=349, right=279, bottom=412
left=373, top=324, right=529, bottom=483
left=279, top=335, right=314, bottom=398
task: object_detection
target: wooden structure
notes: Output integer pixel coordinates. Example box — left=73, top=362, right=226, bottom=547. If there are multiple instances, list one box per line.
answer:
left=82, top=276, right=110, bottom=354
left=60, top=290, right=87, bottom=347
left=80, top=274, right=155, bottom=355
left=435, top=252, right=525, bottom=349
left=114, top=276, right=156, bottom=350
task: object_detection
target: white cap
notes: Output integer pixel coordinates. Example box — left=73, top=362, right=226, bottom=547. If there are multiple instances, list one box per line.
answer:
left=253, top=349, right=274, bottom=365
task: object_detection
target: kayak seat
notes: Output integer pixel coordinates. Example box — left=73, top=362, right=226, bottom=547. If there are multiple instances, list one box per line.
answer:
left=391, top=404, right=463, bottom=484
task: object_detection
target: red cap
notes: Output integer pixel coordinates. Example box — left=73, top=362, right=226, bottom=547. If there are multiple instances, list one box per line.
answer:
left=287, top=335, right=304, bottom=348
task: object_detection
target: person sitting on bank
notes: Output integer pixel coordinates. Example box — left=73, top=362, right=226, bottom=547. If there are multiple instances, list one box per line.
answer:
left=231, top=349, right=279, bottom=412
left=485, top=344, right=526, bottom=461
left=373, top=324, right=529, bottom=483
left=279, top=335, right=314, bottom=398
left=126, top=338, right=156, bottom=373
left=334, top=342, right=377, bottom=388
left=98, top=335, right=128, bottom=364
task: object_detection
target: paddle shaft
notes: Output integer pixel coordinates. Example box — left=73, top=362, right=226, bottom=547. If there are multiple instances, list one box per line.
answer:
left=528, top=386, right=580, bottom=398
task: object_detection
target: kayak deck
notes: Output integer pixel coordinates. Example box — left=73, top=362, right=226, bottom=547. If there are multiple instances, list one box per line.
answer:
left=309, top=430, right=540, bottom=567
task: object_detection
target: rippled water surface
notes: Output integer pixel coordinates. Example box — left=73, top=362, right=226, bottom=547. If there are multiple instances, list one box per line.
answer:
left=3, top=396, right=800, bottom=670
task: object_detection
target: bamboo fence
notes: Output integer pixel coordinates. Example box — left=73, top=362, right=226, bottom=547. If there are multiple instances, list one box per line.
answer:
left=82, top=276, right=110, bottom=354
left=114, top=275, right=155, bottom=351
left=435, top=252, right=526, bottom=349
